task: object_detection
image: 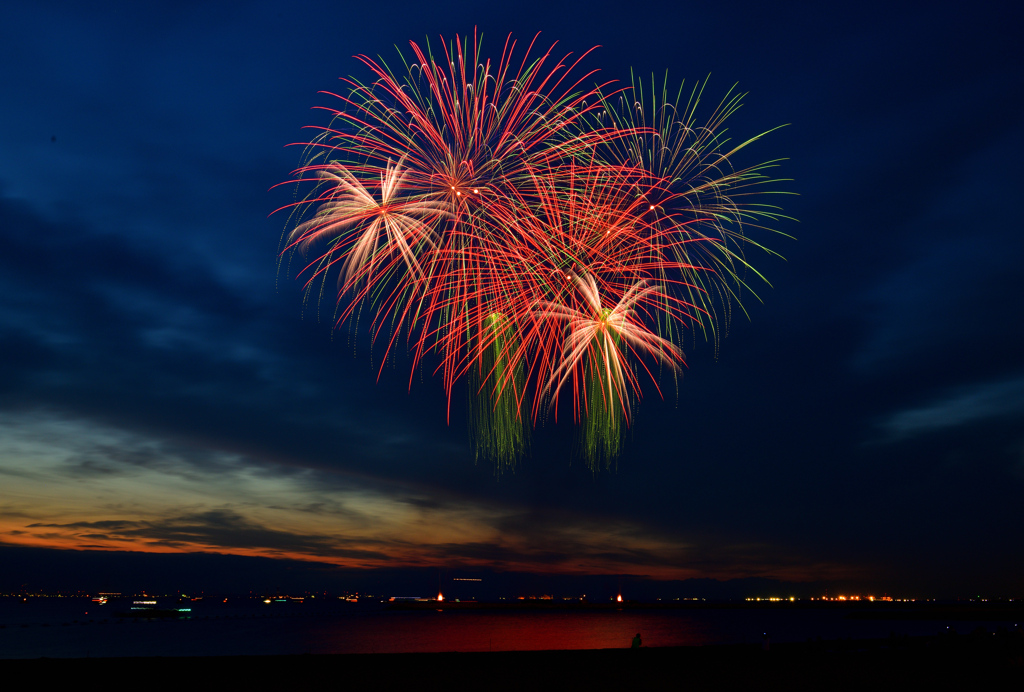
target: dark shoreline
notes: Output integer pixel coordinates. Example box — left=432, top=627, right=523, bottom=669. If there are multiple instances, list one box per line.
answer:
left=4, top=633, right=1021, bottom=690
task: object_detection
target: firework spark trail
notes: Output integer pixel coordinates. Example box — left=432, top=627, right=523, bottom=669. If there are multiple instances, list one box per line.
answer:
left=287, top=33, right=627, bottom=413
left=592, top=74, right=794, bottom=348
left=276, top=32, right=790, bottom=470
left=537, top=274, right=683, bottom=419
left=284, top=158, right=449, bottom=287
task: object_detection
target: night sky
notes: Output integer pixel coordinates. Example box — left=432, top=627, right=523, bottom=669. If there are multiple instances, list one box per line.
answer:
left=1, top=1, right=1022, bottom=598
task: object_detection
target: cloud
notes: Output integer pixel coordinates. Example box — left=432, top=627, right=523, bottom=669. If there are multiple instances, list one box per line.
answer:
left=0, top=410, right=852, bottom=582
left=848, top=123, right=1024, bottom=375
left=880, top=375, right=1024, bottom=440
left=26, top=510, right=392, bottom=561
left=0, top=195, right=459, bottom=483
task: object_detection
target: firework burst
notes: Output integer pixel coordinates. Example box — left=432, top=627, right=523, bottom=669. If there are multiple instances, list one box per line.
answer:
left=276, top=33, right=791, bottom=472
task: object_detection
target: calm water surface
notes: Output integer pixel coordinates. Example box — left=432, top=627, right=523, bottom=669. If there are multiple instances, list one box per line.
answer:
left=0, top=598, right=1011, bottom=659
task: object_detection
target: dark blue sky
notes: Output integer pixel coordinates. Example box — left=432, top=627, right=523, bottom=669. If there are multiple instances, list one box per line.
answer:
left=0, top=0, right=1021, bottom=598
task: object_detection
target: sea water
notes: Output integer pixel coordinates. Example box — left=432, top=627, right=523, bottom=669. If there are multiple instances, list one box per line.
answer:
left=0, top=598, right=1012, bottom=659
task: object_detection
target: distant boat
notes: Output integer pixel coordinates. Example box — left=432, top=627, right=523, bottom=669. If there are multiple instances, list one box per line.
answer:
left=113, top=599, right=192, bottom=619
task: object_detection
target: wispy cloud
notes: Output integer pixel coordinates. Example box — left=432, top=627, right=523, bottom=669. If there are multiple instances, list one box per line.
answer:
left=27, top=511, right=391, bottom=561
left=0, top=410, right=853, bottom=582
left=879, top=375, right=1024, bottom=440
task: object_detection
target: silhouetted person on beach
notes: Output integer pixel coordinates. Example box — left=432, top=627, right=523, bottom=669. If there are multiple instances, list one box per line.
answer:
left=632, top=633, right=642, bottom=648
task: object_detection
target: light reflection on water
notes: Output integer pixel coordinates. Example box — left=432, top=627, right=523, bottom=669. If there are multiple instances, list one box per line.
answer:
left=324, top=610, right=714, bottom=654
left=0, top=599, right=1010, bottom=659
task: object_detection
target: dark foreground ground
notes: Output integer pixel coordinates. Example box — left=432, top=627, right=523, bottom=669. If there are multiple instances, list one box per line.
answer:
left=4, top=632, right=1022, bottom=690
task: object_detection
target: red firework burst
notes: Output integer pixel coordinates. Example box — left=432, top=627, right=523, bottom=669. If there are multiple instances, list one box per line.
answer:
left=275, top=32, right=790, bottom=470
